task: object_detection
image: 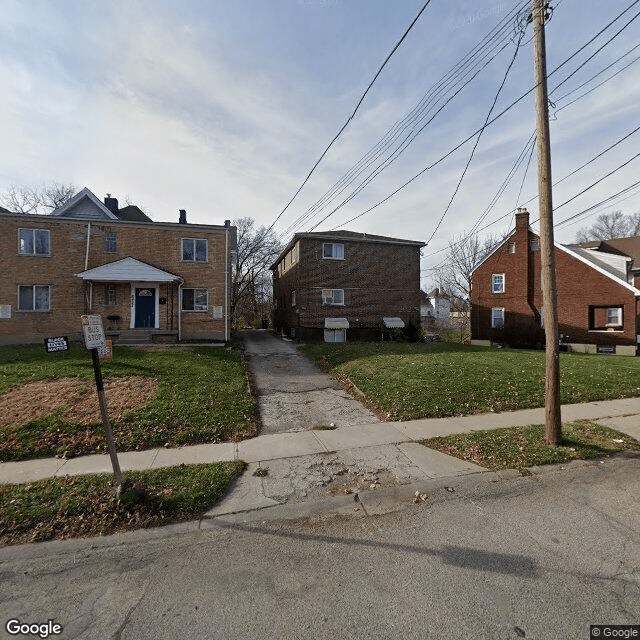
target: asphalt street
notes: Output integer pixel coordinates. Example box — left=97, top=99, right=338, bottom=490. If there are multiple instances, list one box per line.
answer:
left=2, top=456, right=638, bottom=640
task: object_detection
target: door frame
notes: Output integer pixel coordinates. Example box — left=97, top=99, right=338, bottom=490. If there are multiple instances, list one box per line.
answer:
left=130, top=282, right=160, bottom=329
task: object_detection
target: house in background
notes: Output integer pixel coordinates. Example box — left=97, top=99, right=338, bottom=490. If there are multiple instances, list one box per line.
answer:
left=271, top=230, right=425, bottom=342
left=0, top=187, right=236, bottom=345
left=420, top=288, right=451, bottom=330
left=471, top=208, right=640, bottom=355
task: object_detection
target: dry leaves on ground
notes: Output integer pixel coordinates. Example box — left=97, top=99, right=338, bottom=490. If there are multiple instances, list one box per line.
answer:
left=0, top=377, right=157, bottom=427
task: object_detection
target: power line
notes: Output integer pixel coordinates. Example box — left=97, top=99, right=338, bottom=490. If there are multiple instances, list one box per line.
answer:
left=330, top=0, right=640, bottom=235
left=425, top=30, right=526, bottom=246
left=265, top=0, right=435, bottom=235
left=277, top=1, right=531, bottom=240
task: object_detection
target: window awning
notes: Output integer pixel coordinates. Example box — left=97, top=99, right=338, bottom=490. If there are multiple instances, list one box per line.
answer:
left=325, top=317, right=350, bottom=329
left=76, top=257, right=182, bottom=283
left=383, top=317, right=405, bottom=328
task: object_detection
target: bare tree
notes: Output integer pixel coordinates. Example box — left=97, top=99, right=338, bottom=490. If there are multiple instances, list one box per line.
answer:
left=575, top=211, right=640, bottom=242
left=433, top=232, right=501, bottom=301
left=231, top=217, right=283, bottom=327
left=0, top=183, right=76, bottom=214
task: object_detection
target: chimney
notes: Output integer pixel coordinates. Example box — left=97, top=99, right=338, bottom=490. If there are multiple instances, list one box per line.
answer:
left=179, top=209, right=187, bottom=224
left=224, top=219, right=230, bottom=228
left=104, top=194, right=119, bottom=215
left=515, top=207, right=529, bottom=231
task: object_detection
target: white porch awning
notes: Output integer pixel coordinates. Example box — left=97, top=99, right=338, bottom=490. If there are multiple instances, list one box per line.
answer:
left=383, top=317, right=405, bottom=328
left=325, top=317, right=350, bottom=329
left=76, top=257, right=182, bottom=283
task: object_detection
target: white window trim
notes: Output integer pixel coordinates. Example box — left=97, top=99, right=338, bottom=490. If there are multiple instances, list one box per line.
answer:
left=18, top=228, right=50, bottom=256
left=322, top=243, right=345, bottom=260
left=606, top=307, right=623, bottom=327
left=181, top=238, right=208, bottom=263
left=291, top=290, right=297, bottom=307
left=321, top=288, right=345, bottom=305
left=491, top=307, right=504, bottom=328
left=18, top=285, right=50, bottom=312
left=181, top=287, right=209, bottom=312
left=492, top=274, right=505, bottom=294
left=324, top=328, right=346, bottom=343
left=507, top=243, right=516, bottom=254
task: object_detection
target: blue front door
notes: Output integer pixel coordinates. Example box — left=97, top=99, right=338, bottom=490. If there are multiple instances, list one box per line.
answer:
left=135, top=288, right=155, bottom=328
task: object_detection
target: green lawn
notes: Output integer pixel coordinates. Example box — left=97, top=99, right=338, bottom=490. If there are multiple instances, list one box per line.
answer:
left=0, top=344, right=257, bottom=462
left=421, top=420, right=638, bottom=475
left=300, top=342, right=640, bottom=420
left=0, top=461, right=245, bottom=546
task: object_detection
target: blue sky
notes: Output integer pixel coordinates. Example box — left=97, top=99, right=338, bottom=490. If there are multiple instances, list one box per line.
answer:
left=1, top=0, right=639, bottom=284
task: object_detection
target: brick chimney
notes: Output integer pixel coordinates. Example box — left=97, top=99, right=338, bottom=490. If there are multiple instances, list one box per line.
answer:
left=515, top=207, right=529, bottom=231
left=179, top=209, right=187, bottom=224
left=104, top=194, right=118, bottom=215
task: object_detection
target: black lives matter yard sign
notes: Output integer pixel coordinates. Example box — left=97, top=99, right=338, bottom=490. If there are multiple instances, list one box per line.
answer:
left=44, top=336, right=69, bottom=353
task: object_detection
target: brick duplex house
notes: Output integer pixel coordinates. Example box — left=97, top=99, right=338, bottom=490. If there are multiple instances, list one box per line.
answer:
left=0, top=187, right=236, bottom=345
left=271, top=230, right=425, bottom=342
left=471, top=208, right=640, bottom=355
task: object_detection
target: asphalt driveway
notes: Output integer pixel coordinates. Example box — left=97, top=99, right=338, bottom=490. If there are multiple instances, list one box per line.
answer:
left=240, top=330, right=379, bottom=434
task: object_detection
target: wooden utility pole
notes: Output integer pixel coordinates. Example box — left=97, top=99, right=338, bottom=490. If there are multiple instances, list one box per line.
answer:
left=532, top=0, right=562, bottom=444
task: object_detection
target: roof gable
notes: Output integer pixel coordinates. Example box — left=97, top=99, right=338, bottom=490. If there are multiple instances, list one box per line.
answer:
left=52, top=187, right=118, bottom=220
left=76, top=257, right=182, bottom=282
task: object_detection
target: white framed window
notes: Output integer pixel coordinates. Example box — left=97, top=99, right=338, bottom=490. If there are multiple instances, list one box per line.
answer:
left=181, top=288, right=208, bottom=311
left=291, top=290, right=297, bottom=307
left=507, top=243, right=516, bottom=254
left=530, top=239, right=539, bottom=252
left=323, top=243, right=344, bottom=260
left=324, top=328, right=346, bottom=343
left=19, top=229, right=50, bottom=256
left=606, top=307, right=622, bottom=326
left=106, top=286, right=117, bottom=306
left=181, top=238, right=208, bottom=262
left=105, top=232, right=117, bottom=253
left=321, top=289, right=344, bottom=305
left=18, top=285, right=50, bottom=311
left=492, top=274, right=505, bottom=294
left=491, top=307, right=504, bottom=328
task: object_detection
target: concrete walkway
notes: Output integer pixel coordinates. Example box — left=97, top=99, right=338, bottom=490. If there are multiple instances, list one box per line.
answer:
left=2, top=398, right=639, bottom=518
left=241, top=330, right=379, bottom=433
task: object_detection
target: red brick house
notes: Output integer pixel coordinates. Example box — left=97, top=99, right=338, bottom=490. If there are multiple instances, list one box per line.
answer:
left=271, top=231, right=425, bottom=342
left=0, top=188, right=236, bottom=345
left=471, top=208, right=640, bottom=355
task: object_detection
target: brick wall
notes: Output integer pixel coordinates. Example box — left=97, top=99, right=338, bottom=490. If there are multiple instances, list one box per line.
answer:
left=471, top=211, right=639, bottom=352
left=273, top=236, right=422, bottom=340
left=0, top=214, right=233, bottom=344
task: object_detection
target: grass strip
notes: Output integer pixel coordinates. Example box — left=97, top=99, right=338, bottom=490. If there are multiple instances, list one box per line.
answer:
left=420, top=419, right=638, bottom=475
left=0, top=460, right=245, bottom=546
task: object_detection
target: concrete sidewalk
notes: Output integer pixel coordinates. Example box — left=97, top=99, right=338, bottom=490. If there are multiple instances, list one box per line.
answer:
left=2, top=397, right=639, bottom=492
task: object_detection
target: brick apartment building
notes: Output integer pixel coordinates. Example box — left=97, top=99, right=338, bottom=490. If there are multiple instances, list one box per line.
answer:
left=271, top=231, right=425, bottom=342
left=471, top=208, right=640, bottom=355
left=0, top=187, right=236, bottom=345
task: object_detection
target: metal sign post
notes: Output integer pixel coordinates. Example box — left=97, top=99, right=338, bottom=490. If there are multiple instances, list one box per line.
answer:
left=81, top=315, right=123, bottom=487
